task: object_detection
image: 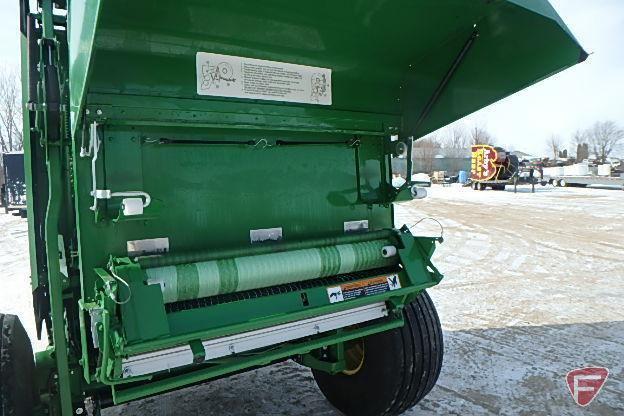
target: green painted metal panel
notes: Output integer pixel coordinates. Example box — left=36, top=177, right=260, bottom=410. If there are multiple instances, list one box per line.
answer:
left=121, top=282, right=170, bottom=343
left=506, top=0, right=579, bottom=40
left=68, top=0, right=102, bottom=133
left=19, top=27, right=42, bottom=290
left=67, top=0, right=585, bottom=137
left=404, top=1, right=586, bottom=136
left=72, top=129, right=393, bottom=304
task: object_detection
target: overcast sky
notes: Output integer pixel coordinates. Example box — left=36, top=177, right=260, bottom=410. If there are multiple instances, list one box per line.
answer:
left=0, top=1, right=622, bottom=156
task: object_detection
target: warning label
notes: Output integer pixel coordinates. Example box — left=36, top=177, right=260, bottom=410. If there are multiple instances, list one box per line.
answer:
left=196, top=52, right=332, bottom=105
left=327, top=274, right=401, bottom=304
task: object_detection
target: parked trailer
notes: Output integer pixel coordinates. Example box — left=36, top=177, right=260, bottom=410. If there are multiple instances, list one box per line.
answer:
left=469, top=145, right=540, bottom=193
left=545, top=164, right=624, bottom=189
left=1, top=151, right=27, bottom=216
left=551, top=176, right=624, bottom=189
left=2, top=1, right=585, bottom=415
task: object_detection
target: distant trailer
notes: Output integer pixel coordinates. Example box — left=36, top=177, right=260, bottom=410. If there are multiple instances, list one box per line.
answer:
left=549, top=176, right=624, bottom=189
left=470, top=176, right=540, bottom=193
left=543, top=162, right=624, bottom=190
left=1, top=152, right=27, bottom=216
left=470, top=145, right=541, bottom=193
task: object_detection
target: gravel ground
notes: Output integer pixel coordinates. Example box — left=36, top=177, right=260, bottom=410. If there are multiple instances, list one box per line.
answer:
left=1, top=184, right=622, bottom=415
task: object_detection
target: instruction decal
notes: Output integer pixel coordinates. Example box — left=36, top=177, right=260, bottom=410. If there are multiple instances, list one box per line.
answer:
left=327, top=274, right=401, bottom=303
left=196, top=52, right=332, bottom=105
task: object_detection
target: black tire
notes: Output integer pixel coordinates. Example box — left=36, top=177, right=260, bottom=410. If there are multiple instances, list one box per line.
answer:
left=313, top=291, right=443, bottom=416
left=0, top=314, right=36, bottom=416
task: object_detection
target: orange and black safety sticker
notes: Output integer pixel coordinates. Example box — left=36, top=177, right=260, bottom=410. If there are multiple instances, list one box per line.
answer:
left=326, top=274, right=401, bottom=303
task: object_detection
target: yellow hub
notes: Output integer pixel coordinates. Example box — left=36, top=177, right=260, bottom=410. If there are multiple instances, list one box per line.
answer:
left=342, top=339, right=365, bottom=376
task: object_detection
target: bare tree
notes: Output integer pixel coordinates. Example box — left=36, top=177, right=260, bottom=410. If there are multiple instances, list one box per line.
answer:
left=571, top=129, right=588, bottom=147
left=413, top=135, right=440, bottom=173
left=440, top=125, right=469, bottom=172
left=546, top=134, right=562, bottom=162
left=0, top=68, right=23, bottom=154
left=576, top=143, right=589, bottom=162
left=442, top=125, right=468, bottom=157
left=469, top=124, right=496, bottom=146
left=570, top=129, right=589, bottom=161
left=587, top=121, right=623, bottom=163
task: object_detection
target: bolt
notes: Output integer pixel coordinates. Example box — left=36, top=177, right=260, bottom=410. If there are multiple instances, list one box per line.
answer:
left=96, top=109, right=102, bottom=115
left=85, top=109, right=90, bottom=115
left=75, top=408, right=84, bottom=415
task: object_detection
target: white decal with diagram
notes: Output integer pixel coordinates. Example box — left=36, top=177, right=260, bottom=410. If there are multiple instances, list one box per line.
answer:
left=196, top=52, right=332, bottom=105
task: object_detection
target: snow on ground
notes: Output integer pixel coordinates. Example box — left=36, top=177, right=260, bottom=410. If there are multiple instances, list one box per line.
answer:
left=0, top=210, right=48, bottom=352
left=1, top=184, right=623, bottom=415
left=394, top=185, right=624, bottom=415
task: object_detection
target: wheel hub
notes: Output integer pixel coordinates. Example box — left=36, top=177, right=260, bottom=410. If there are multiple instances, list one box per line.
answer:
left=342, top=339, right=365, bottom=376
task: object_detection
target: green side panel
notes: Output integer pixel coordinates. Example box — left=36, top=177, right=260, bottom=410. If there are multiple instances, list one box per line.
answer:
left=398, top=234, right=442, bottom=286
left=19, top=29, right=42, bottom=290
left=121, top=283, right=170, bottom=343
left=145, top=240, right=396, bottom=303
left=68, top=0, right=101, bottom=133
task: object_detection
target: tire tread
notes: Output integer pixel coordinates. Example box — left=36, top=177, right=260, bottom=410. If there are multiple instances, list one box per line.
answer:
left=0, top=313, right=35, bottom=416
left=312, top=291, right=443, bottom=416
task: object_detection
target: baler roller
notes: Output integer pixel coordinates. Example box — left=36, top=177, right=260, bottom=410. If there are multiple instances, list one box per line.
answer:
left=146, top=239, right=397, bottom=303
left=137, top=229, right=395, bottom=268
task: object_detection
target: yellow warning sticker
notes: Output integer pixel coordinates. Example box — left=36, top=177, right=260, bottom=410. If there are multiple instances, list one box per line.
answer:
left=327, top=274, right=401, bottom=303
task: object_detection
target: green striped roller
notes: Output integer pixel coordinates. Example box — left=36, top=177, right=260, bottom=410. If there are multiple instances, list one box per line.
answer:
left=145, top=239, right=397, bottom=303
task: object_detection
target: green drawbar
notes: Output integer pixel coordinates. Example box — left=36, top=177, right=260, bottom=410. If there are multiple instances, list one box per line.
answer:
left=145, top=240, right=396, bottom=303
